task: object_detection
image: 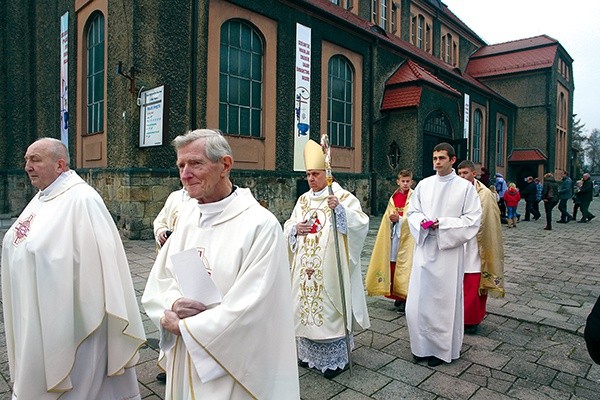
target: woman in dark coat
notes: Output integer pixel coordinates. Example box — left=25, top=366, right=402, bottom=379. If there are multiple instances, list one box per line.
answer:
left=541, top=172, right=559, bottom=231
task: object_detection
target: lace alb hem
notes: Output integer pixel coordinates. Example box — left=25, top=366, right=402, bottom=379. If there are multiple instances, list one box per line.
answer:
left=297, top=336, right=354, bottom=373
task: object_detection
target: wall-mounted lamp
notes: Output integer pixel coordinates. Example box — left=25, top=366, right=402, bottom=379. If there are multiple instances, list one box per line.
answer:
left=116, top=61, right=139, bottom=95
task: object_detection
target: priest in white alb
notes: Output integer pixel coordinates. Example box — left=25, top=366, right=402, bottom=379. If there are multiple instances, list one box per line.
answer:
left=284, top=139, right=370, bottom=379
left=406, top=142, right=481, bottom=367
left=2, top=138, right=146, bottom=399
left=142, top=129, right=299, bottom=399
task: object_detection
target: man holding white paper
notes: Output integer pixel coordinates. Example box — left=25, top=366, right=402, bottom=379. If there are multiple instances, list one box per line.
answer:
left=142, top=129, right=299, bottom=400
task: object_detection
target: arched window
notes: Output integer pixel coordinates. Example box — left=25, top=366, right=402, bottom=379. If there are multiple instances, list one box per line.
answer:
left=380, top=0, right=388, bottom=30
left=423, top=110, right=453, bottom=177
left=328, top=56, right=353, bottom=148
left=497, top=118, right=505, bottom=166
left=86, top=12, right=104, bottom=135
left=558, top=92, right=567, bottom=128
left=472, top=109, right=483, bottom=163
left=219, top=20, right=263, bottom=137
left=441, top=33, right=455, bottom=65
left=417, top=15, right=424, bottom=49
left=424, top=110, right=452, bottom=137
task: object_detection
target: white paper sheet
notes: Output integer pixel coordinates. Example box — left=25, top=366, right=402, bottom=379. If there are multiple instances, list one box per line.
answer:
left=167, top=248, right=226, bottom=383
left=170, top=248, right=222, bottom=306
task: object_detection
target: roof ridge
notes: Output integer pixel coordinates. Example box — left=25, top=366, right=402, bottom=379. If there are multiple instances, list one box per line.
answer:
left=407, top=60, right=423, bottom=79
left=490, top=34, right=557, bottom=47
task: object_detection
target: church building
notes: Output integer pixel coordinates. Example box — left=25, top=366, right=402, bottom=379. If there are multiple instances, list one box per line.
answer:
left=0, top=0, right=574, bottom=238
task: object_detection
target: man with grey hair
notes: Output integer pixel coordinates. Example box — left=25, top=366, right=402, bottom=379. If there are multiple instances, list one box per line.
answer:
left=142, top=129, right=299, bottom=399
left=2, top=137, right=146, bottom=399
left=578, top=173, right=596, bottom=223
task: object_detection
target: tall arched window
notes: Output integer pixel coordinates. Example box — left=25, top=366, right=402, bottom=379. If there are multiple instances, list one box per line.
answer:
left=558, top=92, right=567, bottom=128
left=391, top=3, right=397, bottom=32
left=417, top=15, right=424, bottom=49
left=219, top=20, right=263, bottom=137
left=86, top=13, right=104, bottom=135
left=497, top=118, right=505, bottom=166
left=380, top=0, right=388, bottom=30
left=328, top=56, right=353, bottom=148
left=472, top=109, right=482, bottom=163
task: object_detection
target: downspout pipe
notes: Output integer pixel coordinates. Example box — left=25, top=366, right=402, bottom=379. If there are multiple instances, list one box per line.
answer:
left=369, top=38, right=379, bottom=215
left=190, top=0, right=199, bottom=130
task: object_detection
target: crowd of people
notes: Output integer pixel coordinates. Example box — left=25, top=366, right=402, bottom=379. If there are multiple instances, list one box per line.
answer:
left=1, top=134, right=596, bottom=399
left=490, top=170, right=594, bottom=231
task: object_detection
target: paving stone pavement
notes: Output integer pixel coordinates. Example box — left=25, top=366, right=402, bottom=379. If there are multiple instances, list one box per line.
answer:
left=1, top=200, right=599, bottom=399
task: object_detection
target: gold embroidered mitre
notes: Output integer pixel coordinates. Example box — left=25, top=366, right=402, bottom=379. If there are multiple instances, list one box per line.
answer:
left=303, top=139, right=326, bottom=170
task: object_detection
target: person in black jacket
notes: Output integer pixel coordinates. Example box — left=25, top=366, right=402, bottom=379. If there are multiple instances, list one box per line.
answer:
left=572, top=179, right=583, bottom=220
left=521, top=176, right=540, bottom=221
left=577, top=173, right=596, bottom=223
left=541, top=172, right=559, bottom=231
left=584, top=295, right=600, bottom=364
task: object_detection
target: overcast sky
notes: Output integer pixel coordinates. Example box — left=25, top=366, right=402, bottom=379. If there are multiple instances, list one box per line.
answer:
left=442, top=0, right=600, bottom=133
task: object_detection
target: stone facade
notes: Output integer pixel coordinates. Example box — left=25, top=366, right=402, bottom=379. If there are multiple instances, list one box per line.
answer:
left=4, top=168, right=370, bottom=240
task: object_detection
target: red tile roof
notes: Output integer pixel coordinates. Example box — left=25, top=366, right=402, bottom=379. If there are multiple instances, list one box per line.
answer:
left=387, top=60, right=461, bottom=95
left=467, top=35, right=558, bottom=78
left=381, top=86, right=422, bottom=111
left=381, top=60, right=460, bottom=111
left=471, top=35, right=557, bottom=58
left=508, top=148, right=548, bottom=162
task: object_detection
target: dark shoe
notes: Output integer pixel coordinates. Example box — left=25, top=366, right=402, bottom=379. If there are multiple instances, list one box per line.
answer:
left=323, top=366, right=346, bottom=379
left=394, top=299, right=406, bottom=313
left=567, top=215, right=573, bottom=222
left=413, top=354, right=428, bottom=362
left=522, top=218, right=530, bottom=221
left=556, top=220, right=566, bottom=223
left=464, top=324, right=479, bottom=334
left=578, top=219, right=588, bottom=223
left=533, top=216, right=540, bottom=221
left=544, top=226, right=552, bottom=230
left=588, top=215, right=596, bottom=221
left=156, top=372, right=166, bottom=383
left=427, top=356, right=445, bottom=367
left=298, top=360, right=309, bottom=368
